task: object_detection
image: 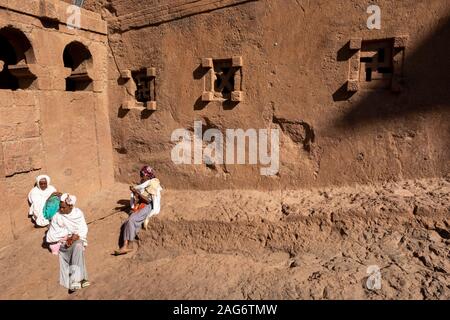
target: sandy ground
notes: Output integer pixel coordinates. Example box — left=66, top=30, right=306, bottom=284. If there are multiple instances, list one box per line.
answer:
left=0, top=178, right=449, bottom=299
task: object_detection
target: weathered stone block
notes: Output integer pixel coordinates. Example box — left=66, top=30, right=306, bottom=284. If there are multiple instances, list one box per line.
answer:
left=0, top=105, right=39, bottom=125
left=36, top=77, right=53, bottom=91
left=231, top=91, right=244, bottom=102
left=146, top=101, right=157, bottom=110
left=202, top=91, right=214, bottom=101
left=232, top=56, right=243, bottom=67
left=0, top=91, right=14, bottom=108
left=1, top=0, right=106, bottom=34
left=135, top=102, right=146, bottom=109
left=120, top=69, right=132, bottom=79
left=146, top=67, right=156, bottom=77
left=349, top=38, right=362, bottom=50
left=2, top=138, right=43, bottom=177
left=347, top=80, right=359, bottom=92
left=201, top=58, right=213, bottom=68
left=92, top=80, right=104, bottom=93
left=13, top=90, right=36, bottom=106
left=348, top=52, right=361, bottom=80
left=38, top=0, right=59, bottom=22
left=393, top=35, right=408, bottom=48
left=0, top=122, right=40, bottom=142
left=78, top=14, right=108, bottom=35
left=122, top=100, right=135, bottom=110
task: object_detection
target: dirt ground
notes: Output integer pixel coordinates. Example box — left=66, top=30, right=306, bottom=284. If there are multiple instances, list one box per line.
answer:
left=0, top=177, right=449, bottom=300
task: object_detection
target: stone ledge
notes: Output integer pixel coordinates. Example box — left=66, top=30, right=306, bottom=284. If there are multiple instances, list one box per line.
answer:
left=113, top=0, right=257, bottom=31
left=0, top=0, right=107, bottom=35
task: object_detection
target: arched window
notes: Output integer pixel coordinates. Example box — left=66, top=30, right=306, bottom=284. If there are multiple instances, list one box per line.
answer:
left=0, top=26, right=36, bottom=90
left=63, top=41, right=93, bottom=91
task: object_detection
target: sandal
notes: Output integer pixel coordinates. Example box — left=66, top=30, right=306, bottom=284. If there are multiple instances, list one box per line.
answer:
left=113, top=249, right=132, bottom=256
left=81, top=280, right=91, bottom=288
left=69, top=282, right=81, bottom=293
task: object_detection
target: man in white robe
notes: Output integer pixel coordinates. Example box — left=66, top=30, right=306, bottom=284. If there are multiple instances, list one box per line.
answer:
left=47, top=193, right=90, bottom=292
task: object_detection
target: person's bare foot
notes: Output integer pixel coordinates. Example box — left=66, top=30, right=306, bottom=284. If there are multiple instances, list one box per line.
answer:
left=143, top=216, right=150, bottom=230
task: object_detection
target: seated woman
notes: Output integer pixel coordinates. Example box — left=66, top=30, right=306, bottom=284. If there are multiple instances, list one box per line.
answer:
left=46, top=193, right=90, bottom=293
left=28, top=175, right=58, bottom=227
left=114, top=166, right=162, bottom=255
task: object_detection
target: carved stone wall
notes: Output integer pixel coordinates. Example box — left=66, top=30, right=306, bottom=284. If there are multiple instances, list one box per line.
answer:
left=0, top=0, right=114, bottom=245
left=103, top=0, right=450, bottom=190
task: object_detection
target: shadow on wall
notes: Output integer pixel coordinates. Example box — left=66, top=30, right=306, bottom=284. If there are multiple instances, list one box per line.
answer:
left=331, top=16, right=450, bottom=164
left=117, top=105, right=156, bottom=119
left=194, top=96, right=239, bottom=111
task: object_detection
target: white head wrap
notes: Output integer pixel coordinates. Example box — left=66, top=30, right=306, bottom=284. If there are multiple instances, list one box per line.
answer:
left=36, top=175, right=51, bottom=190
left=29, top=175, right=56, bottom=226
left=61, top=193, right=77, bottom=206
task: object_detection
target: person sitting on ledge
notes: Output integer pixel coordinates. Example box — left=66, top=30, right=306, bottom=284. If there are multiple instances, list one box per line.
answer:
left=47, top=193, right=90, bottom=293
left=114, top=165, right=162, bottom=256
left=28, top=175, right=59, bottom=227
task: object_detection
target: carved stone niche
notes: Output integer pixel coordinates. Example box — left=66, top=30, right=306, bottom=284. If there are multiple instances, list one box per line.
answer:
left=7, top=63, right=39, bottom=89
left=120, top=67, right=157, bottom=111
left=0, top=26, right=38, bottom=90
left=201, top=56, right=244, bottom=102
left=63, top=41, right=94, bottom=91
left=346, top=36, right=407, bottom=93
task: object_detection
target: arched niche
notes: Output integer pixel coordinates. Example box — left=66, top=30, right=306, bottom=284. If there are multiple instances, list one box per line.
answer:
left=0, top=26, right=37, bottom=90
left=63, top=41, right=93, bottom=91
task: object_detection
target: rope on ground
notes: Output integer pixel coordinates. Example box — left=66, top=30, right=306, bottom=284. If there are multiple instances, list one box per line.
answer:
left=87, top=209, right=126, bottom=225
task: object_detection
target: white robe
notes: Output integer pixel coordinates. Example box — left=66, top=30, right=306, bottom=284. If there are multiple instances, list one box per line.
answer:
left=28, top=184, right=56, bottom=227
left=148, top=186, right=162, bottom=218
left=46, top=208, right=88, bottom=246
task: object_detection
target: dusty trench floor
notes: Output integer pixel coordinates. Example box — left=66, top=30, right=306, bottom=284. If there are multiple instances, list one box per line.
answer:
left=0, top=178, right=449, bottom=299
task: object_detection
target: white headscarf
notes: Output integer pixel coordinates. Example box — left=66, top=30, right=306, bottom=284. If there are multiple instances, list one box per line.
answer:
left=36, top=175, right=51, bottom=190
left=61, top=193, right=77, bottom=206
left=28, top=175, right=56, bottom=226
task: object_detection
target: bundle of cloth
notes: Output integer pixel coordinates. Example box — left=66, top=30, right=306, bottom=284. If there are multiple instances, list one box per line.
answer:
left=28, top=175, right=57, bottom=227
left=130, top=178, right=162, bottom=213
left=46, top=193, right=88, bottom=255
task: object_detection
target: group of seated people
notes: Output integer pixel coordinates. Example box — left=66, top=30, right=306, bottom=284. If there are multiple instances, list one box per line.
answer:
left=27, top=165, right=162, bottom=293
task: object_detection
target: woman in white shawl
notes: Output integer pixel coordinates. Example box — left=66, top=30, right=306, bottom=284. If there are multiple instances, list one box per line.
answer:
left=28, top=175, right=57, bottom=227
left=47, top=193, right=90, bottom=292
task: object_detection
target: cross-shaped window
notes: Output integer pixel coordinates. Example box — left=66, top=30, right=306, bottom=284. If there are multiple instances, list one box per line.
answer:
left=201, top=57, right=244, bottom=102
left=213, top=61, right=235, bottom=98
left=132, top=69, right=155, bottom=103
left=359, top=40, right=393, bottom=89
